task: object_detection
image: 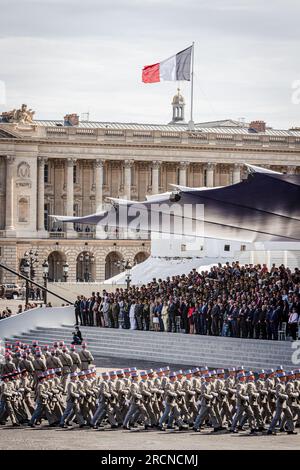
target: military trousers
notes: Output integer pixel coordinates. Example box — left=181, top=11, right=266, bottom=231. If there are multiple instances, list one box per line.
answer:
left=60, top=399, right=85, bottom=426
left=231, top=404, right=255, bottom=431
left=194, top=404, right=219, bottom=430
left=269, top=405, right=294, bottom=432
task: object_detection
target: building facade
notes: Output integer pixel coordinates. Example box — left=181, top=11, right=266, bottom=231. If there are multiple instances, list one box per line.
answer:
left=0, top=95, right=299, bottom=284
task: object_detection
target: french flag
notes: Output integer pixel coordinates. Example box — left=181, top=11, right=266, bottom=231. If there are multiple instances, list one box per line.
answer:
left=142, top=46, right=192, bottom=83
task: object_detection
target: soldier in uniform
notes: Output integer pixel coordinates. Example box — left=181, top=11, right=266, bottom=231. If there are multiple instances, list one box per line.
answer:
left=18, top=352, right=35, bottom=375
left=0, top=373, right=20, bottom=426
left=32, top=350, right=47, bottom=387
left=91, top=372, right=118, bottom=429
left=29, top=372, right=55, bottom=427
left=59, top=372, right=86, bottom=428
left=158, top=371, right=186, bottom=431
left=69, top=345, right=82, bottom=372
left=283, top=371, right=299, bottom=431
left=114, top=370, right=129, bottom=425
left=79, top=343, right=94, bottom=371
left=193, top=373, right=221, bottom=432
left=123, top=371, right=150, bottom=430
left=46, top=349, right=63, bottom=370
left=230, top=372, right=256, bottom=434
left=1, top=353, right=16, bottom=376
left=215, top=369, right=231, bottom=428
left=268, top=372, right=297, bottom=435
left=59, top=346, right=73, bottom=393
left=245, top=371, right=265, bottom=432
left=19, top=369, right=35, bottom=415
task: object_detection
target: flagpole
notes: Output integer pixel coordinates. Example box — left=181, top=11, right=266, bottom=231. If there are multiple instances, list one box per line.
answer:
left=188, top=42, right=195, bottom=130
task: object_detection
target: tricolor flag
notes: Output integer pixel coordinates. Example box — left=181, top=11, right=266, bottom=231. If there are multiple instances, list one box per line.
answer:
left=142, top=45, right=192, bottom=83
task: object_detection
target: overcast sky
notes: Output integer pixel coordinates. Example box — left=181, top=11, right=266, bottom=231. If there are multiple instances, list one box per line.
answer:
left=0, top=0, right=299, bottom=128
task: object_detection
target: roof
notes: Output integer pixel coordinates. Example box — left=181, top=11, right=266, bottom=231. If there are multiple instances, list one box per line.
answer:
left=31, top=118, right=300, bottom=137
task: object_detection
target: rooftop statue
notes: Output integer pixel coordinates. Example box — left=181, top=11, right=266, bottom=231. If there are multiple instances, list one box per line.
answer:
left=1, top=104, right=35, bottom=124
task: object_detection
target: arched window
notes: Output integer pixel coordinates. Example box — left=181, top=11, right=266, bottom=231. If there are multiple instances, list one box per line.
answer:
left=105, top=251, right=123, bottom=280
left=76, top=251, right=96, bottom=282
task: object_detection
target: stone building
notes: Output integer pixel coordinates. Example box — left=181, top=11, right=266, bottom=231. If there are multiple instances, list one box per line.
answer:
left=0, top=93, right=299, bottom=284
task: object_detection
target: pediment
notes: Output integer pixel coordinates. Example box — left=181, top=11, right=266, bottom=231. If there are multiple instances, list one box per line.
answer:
left=0, top=129, right=17, bottom=139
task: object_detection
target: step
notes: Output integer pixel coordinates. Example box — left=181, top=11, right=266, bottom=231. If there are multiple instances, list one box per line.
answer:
left=8, top=336, right=292, bottom=361
left=14, top=328, right=293, bottom=351
left=6, top=323, right=296, bottom=371
left=8, top=338, right=293, bottom=366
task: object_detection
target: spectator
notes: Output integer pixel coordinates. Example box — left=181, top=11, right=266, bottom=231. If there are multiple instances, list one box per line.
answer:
left=288, top=308, right=299, bottom=340
left=71, top=262, right=299, bottom=342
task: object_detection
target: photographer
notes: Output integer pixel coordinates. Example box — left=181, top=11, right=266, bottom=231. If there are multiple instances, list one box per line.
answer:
left=71, top=326, right=83, bottom=345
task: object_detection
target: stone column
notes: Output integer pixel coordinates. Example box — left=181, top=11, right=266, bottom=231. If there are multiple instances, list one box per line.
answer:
left=94, top=159, right=104, bottom=211
left=232, top=163, right=241, bottom=184
left=179, top=161, right=189, bottom=186
left=5, top=155, right=16, bottom=235
left=152, top=161, right=160, bottom=194
left=37, top=156, right=47, bottom=235
left=206, top=163, right=215, bottom=187
left=124, top=160, right=133, bottom=200
left=66, top=158, right=76, bottom=235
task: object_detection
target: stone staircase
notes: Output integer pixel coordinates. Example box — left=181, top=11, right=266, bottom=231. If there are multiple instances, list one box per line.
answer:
left=6, top=325, right=297, bottom=371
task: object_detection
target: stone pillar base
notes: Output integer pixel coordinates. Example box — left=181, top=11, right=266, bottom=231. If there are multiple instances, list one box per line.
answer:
left=37, top=230, right=49, bottom=239
left=5, top=229, right=16, bottom=238
left=66, top=226, right=77, bottom=238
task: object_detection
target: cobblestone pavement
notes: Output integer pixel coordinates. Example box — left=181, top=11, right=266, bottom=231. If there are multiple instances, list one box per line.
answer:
left=0, top=425, right=298, bottom=450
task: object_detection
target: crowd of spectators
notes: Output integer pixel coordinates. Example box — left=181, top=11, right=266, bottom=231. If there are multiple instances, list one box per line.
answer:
left=0, top=302, right=54, bottom=320
left=74, top=262, right=300, bottom=341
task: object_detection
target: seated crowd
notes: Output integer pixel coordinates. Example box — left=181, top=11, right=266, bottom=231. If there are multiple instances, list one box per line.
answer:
left=75, top=262, right=300, bottom=340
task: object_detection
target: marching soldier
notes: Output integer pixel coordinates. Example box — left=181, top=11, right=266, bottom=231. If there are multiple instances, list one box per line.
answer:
left=91, top=372, right=118, bottom=429
left=79, top=343, right=94, bottom=371
left=46, top=349, right=63, bottom=370
left=18, top=352, right=35, bottom=375
left=0, top=373, right=20, bottom=426
left=59, top=372, right=86, bottom=428
left=230, top=372, right=256, bottom=434
left=193, top=373, right=220, bottom=432
left=246, top=371, right=265, bottom=432
left=123, top=372, right=150, bottom=430
left=29, top=372, right=54, bottom=427
left=59, top=346, right=73, bottom=393
left=69, top=345, right=82, bottom=372
left=32, top=350, right=47, bottom=387
left=268, top=372, right=296, bottom=435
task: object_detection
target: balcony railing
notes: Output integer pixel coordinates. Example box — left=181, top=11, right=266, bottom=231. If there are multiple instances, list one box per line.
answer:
left=49, top=231, right=66, bottom=239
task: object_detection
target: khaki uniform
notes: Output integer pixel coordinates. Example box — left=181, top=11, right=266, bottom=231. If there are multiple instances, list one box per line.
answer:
left=70, top=351, right=82, bottom=372
left=79, top=349, right=94, bottom=370
left=59, top=352, right=73, bottom=392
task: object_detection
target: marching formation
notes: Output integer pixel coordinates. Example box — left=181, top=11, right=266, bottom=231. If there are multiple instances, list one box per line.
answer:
left=0, top=339, right=300, bottom=436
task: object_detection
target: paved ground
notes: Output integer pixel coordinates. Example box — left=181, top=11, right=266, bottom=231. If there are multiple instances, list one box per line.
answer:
left=0, top=425, right=298, bottom=450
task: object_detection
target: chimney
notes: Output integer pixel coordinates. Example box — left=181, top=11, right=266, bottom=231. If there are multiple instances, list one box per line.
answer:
left=249, top=120, right=266, bottom=133
left=64, top=113, right=79, bottom=126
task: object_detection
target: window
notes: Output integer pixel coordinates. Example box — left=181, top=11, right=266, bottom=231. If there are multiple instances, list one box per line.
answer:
left=204, top=169, right=207, bottom=187
left=18, top=197, right=29, bottom=223
left=177, top=168, right=180, bottom=185
left=181, top=244, right=186, bottom=252
left=240, top=245, right=246, bottom=252
left=44, top=163, right=49, bottom=183
left=44, top=203, right=49, bottom=230
left=73, top=165, right=77, bottom=184
left=224, top=244, right=230, bottom=252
